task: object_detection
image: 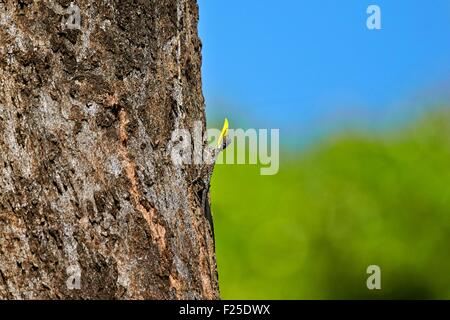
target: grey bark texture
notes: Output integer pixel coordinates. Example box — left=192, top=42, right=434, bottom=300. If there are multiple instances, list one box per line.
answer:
left=0, top=0, right=219, bottom=299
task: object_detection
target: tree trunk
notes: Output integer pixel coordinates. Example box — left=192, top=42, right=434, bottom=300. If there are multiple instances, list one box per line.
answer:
left=0, top=0, right=219, bottom=299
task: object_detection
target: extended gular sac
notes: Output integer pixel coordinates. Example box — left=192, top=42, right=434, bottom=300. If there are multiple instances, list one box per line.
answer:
left=0, top=0, right=220, bottom=299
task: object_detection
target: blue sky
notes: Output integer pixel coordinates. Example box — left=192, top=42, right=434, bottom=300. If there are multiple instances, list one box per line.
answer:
left=198, top=0, right=450, bottom=144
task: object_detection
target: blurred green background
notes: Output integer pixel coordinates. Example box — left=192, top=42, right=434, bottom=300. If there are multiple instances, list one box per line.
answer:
left=199, top=0, right=450, bottom=299
left=210, top=109, right=450, bottom=299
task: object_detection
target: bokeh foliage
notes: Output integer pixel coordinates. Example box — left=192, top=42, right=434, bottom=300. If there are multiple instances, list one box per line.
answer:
left=211, top=109, right=450, bottom=299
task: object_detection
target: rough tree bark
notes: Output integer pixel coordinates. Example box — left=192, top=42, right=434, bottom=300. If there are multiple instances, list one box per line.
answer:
left=0, top=0, right=219, bottom=299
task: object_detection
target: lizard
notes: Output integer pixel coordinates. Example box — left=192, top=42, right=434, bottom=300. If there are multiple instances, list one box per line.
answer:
left=194, top=119, right=230, bottom=243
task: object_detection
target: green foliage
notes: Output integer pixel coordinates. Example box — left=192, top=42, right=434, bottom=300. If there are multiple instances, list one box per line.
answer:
left=211, top=109, right=450, bottom=299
